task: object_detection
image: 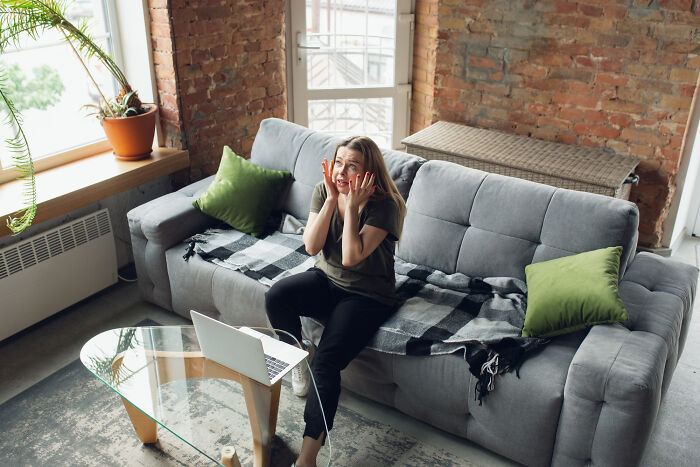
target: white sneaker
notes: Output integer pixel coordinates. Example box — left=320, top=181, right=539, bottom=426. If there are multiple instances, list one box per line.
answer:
left=292, top=340, right=314, bottom=397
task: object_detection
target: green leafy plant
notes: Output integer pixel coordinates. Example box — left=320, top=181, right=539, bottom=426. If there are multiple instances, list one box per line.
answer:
left=0, top=69, right=35, bottom=234
left=84, top=90, right=139, bottom=120
left=0, top=0, right=148, bottom=234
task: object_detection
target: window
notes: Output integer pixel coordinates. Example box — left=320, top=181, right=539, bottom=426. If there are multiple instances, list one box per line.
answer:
left=290, top=0, right=413, bottom=149
left=0, top=0, right=122, bottom=181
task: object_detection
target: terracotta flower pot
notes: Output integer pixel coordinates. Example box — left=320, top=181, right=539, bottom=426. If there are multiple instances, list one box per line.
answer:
left=102, top=105, right=158, bottom=161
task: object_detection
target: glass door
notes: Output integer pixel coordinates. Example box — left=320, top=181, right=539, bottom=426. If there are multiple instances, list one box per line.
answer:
left=290, top=0, right=413, bottom=149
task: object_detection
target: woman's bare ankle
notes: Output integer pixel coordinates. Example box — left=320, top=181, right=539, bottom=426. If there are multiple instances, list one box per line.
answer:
left=294, top=454, right=317, bottom=467
left=294, top=459, right=315, bottom=467
left=296, top=433, right=325, bottom=467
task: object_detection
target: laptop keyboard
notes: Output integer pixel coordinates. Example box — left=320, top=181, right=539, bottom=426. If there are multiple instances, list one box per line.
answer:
left=265, top=354, right=291, bottom=380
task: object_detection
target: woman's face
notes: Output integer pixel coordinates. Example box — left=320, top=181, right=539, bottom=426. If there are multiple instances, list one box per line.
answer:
left=333, top=146, right=366, bottom=194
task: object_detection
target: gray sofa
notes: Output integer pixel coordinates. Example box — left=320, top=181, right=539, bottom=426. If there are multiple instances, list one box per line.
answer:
left=128, top=118, right=698, bottom=466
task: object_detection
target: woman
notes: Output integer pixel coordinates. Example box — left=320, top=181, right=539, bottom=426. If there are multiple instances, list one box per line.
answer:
left=265, top=136, right=406, bottom=467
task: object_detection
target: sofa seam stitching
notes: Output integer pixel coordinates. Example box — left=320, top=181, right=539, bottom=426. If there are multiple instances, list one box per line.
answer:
left=531, top=188, right=557, bottom=265
left=454, top=174, right=488, bottom=272
left=621, top=278, right=690, bottom=302
left=290, top=131, right=315, bottom=178
left=409, top=209, right=572, bottom=250
left=587, top=335, right=626, bottom=462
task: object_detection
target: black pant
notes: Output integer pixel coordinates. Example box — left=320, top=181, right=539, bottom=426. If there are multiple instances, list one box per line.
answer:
left=264, top=268, right=394, bottom=440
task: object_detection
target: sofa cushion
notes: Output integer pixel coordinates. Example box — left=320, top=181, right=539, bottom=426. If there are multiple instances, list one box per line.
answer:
left=381, top=149, right=425, bottom=201
left=327, top=317, right=585, bottom=467
left=250, top=118, right=313, bottom=173
left=193, top=146, right=291, bottom=236
left=523, top=246, right=628, bottom=338
left=533, top=188, right=639, bottom=275
left=398, top=160, right=639, bottom=280
left=468, top=330, right=584, bottom=466
left=165, top=247, right=271, bottom=327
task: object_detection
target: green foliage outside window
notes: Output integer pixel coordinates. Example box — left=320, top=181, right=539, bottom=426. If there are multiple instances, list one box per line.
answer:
left=1, top=62, right=65, bottom=112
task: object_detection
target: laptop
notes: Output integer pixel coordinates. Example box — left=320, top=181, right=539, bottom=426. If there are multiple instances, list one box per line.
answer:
left=190, top=310, right=308, bottom=386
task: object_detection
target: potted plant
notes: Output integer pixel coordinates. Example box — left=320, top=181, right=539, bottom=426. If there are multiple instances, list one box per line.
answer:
left=0, top=0, right=158, bottom=234
left=84, top=90, right=158, bottom=161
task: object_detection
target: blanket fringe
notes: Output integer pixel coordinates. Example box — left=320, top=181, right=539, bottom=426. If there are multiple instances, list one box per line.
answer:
left=183, top=239, right=197, bottom=261
left=480, top=353, right=499, bottom=392
left=474, top=350, right=499, bottom=405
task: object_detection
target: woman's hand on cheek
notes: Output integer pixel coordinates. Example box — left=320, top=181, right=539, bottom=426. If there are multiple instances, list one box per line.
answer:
left=321, top=158, right=339, bottom=200
left=347, top=172, right=375, bottom=210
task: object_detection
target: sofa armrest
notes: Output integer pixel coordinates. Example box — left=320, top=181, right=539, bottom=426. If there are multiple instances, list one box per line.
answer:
left=129, top=176, right=216, bottom=249
left=127, top=176, right=216, bottom=310
left=551, top=324, right=667, bottom=466
left=552, top=253, right=697, bottom=466
left=622, top=251, right=698, bottom=312
left=621, top=252, right=698, bottom=353
left=620, top=252, right=698, bottom=398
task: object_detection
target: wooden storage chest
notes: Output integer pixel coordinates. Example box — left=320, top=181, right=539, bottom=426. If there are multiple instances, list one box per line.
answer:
left=401, top=121, right=640, bottom=199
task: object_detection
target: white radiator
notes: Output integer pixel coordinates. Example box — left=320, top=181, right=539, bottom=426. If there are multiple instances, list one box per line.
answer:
left=0, top=208, right=117, bottom=341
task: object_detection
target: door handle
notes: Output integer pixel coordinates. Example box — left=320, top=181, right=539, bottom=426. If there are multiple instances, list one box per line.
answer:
left=296, top=31, right=320, bottom=49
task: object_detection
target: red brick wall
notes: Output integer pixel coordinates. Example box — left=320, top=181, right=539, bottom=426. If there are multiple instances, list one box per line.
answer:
left=149, top=0, right=288, bottom=184
left=411, top=0, right=440, bottom=131
left=149, top=0, right=186, bottom=153
left=414, top=0, right=700, bottom=248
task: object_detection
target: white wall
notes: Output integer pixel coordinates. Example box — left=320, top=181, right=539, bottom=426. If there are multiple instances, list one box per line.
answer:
left=663, top=83, right=700, bottom=251
left=674, top=123, right=700, bottom=241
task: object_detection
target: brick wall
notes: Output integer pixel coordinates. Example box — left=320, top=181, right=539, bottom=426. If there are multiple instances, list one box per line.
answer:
left=149, top=0, right=186, bottom=153
left=149, top=0, right=287, bottom=185
left=413, top=0, right=700, bottom=248
left=411, top=0, right=440, bottom=131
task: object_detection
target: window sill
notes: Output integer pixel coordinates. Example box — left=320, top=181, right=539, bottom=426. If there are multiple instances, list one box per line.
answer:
left=0, top=147, right=189, bottom=237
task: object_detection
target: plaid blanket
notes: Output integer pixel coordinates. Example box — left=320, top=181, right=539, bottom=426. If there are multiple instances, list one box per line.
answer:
left=185, top=226, right=548, bottom=402
left=185, top=228, right=316, bottom=287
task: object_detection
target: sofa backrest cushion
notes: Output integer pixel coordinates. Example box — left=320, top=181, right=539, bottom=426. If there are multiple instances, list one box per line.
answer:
left=396, top=160, right=639, bottom=280
left=381, top=148, right=425, bottom=201
left=250, top=118, right=313, bottom=173
left=251, top=118, right=425, bottom=220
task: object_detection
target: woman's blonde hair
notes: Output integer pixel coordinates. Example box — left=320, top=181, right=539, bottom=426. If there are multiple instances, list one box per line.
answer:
left=332, top=136, right=407, bottom=239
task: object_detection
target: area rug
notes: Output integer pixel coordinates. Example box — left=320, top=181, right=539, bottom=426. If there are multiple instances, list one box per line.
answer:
left=0, top=324, right=474, bottom=466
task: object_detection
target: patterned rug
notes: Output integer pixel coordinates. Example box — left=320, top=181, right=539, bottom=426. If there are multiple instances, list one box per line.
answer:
left=0, top=327, right=474, bottom=466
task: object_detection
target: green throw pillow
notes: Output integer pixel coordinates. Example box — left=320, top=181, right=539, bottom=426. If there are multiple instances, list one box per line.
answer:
left=193, top=146, right=291, bottom=237
left=522, top=246, right=628, bottom=338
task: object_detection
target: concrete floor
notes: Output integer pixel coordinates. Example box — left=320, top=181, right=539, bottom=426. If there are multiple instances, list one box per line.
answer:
left=1, top=236, right=699, bottom=466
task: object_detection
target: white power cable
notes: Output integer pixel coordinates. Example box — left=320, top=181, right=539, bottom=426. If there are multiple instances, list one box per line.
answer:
left=117, top=274, right=138, bottom=283
left=246, top=326, right=333, bottom=467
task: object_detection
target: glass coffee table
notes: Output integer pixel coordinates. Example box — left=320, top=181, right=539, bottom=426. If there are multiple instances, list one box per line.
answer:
left=80, top=326, right=282, bottom=467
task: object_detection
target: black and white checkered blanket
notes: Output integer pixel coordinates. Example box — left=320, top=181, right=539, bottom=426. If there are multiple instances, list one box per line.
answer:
left=186, top=226, right=548, bottom=402
left=187, top=228, right=316, bottom=286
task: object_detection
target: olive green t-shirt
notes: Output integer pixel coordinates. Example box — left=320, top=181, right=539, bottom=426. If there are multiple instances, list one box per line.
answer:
left=310, top=182, right=400, bottom=306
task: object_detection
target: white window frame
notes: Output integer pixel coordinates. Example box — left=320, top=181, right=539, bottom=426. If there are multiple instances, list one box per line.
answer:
left=287, top=0, right=414, bottom=150
left=0, top=0, right=160, bottom=184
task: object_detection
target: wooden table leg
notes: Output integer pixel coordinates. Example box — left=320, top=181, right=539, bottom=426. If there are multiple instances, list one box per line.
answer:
left=240, top=377, right=282, bottom=467
left=268, top=381, right=282, bottom=438
left=132, top=351, right=284, bottom=466
left=120, top=397, right=157, bottom=444
left=221, top=446, right=242, bottom=467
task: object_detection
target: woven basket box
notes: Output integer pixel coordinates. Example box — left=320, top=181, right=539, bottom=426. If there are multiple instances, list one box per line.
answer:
left=401, top=121, right=640, bottom=199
